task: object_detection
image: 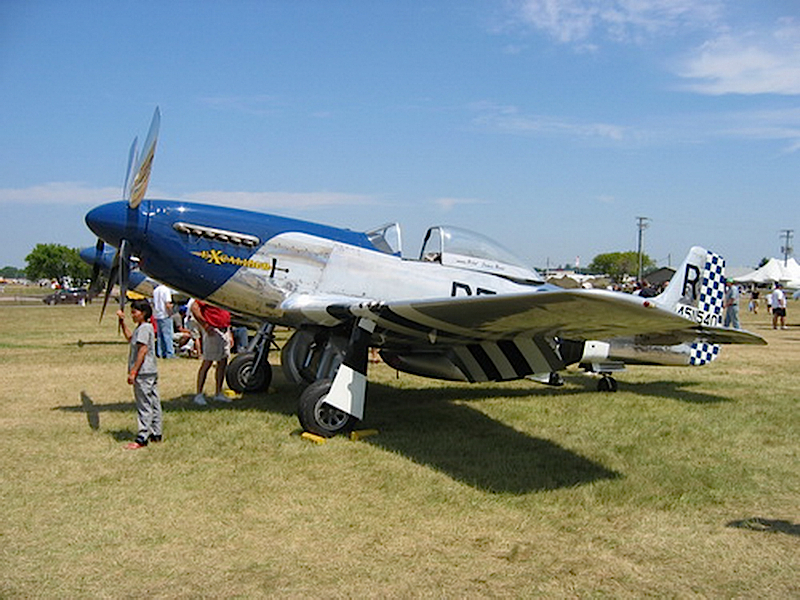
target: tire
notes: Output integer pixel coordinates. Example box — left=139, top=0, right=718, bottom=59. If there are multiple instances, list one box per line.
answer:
left=597, top=376, right=618, bottom=392
left=281, top=329, right=317, bottom=385
left=297, top=379, right=356, bottom=438
left=226, top=352, right=272, bottom=393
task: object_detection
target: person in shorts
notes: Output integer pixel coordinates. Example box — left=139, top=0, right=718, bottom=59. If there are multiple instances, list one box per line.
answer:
left=770, top=282, right=787, bottom=330
left=190, top=299, right=232, bottom=405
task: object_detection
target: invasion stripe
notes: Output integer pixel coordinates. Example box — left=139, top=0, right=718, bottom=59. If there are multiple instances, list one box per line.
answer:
left=452, top=346, right=486, bottom=382
left=480, top=342, right=518, bottom=380
left=467, top=344, right=501, bottom=381
left=498, top=340, right=534, bottom=378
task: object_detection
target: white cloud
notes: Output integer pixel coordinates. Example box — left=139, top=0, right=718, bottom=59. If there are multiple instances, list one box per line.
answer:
left=676, top=19, right=800, bottom=95
left=469, top=101, right=631, bottom=141
left=434, top=197, right=485, bottom=212
left=0, top=182, right=121, bottom=205
left=718, top=107, right=800, bottom=152
left=512, top=0, right=723, bottom=45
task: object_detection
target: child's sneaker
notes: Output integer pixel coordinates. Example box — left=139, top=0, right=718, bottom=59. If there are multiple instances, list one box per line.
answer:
left=212, top=393, right=232, bottom=403
left=193, top=393, right=207, bottom=406
left=125, top=441, right=147, bottom=450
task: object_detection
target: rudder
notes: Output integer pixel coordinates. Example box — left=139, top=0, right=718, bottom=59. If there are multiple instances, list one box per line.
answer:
left=654, top=246, right=725, bottom=365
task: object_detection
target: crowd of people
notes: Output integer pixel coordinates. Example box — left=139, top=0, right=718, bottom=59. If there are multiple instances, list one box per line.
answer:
left=725, top=280, right=788, bottom=331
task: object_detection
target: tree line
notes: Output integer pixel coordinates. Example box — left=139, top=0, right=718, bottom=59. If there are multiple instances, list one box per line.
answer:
left=1, top=244, right=91, bottom=284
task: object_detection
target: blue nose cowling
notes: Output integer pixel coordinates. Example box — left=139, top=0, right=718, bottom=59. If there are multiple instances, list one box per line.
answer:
left=85, top=201, right=144, bottom=249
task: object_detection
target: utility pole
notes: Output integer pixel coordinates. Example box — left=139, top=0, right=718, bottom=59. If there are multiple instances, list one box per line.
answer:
left=636, top=216, right=651, bottom=282
left=779, top=229, right=794, bottom=266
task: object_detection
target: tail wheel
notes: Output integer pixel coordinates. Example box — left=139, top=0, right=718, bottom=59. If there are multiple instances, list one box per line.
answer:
left=297, top=379, right=356, bottom=438
left=226, top=352, right=272, bottom=393
left=597, top=376, right=618, bottom=392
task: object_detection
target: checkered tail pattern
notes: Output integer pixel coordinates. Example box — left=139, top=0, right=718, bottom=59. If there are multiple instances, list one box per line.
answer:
left=689, top=251, right=724, bottom=366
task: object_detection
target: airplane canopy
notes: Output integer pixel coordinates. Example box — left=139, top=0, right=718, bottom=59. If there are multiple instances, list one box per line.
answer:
left=420, top=226, right=544, bottom=284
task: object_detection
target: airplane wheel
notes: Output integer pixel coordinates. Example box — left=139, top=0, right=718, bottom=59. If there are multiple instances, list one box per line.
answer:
left=226, top=352, right=272, bottom=393
left=597, top=376, right=618, bottom=392
left=281, top=329, right=317, bottom=385
left=297, top=379, right=356, bottom=438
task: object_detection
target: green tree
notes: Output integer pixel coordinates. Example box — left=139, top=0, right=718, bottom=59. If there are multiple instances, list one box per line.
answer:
left=588, top=251, right=655, bottom=282
left=0, top=266, right=26, bottom=278
left=25, top=244, right=91, bottom=284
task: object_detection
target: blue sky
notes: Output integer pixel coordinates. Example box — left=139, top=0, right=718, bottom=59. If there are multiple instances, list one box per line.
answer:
left=1, top=0, right=799, bottom=271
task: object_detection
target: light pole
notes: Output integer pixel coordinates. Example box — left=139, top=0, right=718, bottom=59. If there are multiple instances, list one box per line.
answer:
left=636, top=216, right=651, bottom=282
left=780, top=229, right=794, bottom=266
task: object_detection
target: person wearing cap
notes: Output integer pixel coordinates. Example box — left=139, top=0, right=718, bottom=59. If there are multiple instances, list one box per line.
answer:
left=770, top=282, right=787, bottom=330
left=724, top=278, right=741, bottom=330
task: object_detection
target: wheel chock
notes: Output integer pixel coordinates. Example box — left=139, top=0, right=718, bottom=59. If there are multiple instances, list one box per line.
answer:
left=349, top=429, right=378, bottom=441
left=301, top=432, right=327, bottom=444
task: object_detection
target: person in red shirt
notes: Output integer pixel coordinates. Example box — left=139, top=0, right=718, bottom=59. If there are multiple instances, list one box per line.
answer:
left=189, top=299, right=232, bottom=405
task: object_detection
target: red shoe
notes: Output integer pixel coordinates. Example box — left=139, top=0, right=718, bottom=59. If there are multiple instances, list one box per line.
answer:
left=125, top=441, right=147, bottom=450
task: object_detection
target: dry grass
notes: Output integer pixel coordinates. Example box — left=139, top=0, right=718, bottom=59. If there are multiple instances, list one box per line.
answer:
left=0, top=304, right=798, bottom=598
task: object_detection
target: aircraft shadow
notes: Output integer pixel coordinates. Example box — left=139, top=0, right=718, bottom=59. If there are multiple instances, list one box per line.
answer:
left=569, top=376, right=730, bottom=404
left=360, top=383, right=621, bottom=494
left=726, top=517, right=800, bottom=537
left=61, top=386, right=619, bottom=495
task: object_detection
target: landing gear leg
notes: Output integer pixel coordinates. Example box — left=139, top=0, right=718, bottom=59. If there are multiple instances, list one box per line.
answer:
left=225, top=322, right=275, bottom=393
left=297, top=318, right=375, bottom=437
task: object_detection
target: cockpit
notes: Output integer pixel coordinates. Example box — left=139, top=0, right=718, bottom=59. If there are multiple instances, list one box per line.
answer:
left=366, top=222, right=544, bottom=285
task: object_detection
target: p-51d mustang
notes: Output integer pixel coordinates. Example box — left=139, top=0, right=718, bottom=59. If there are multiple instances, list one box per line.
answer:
left=86, top=108, right=765, bottom=437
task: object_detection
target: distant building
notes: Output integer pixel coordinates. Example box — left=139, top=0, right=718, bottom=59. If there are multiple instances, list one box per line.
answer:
left=644, top=267, right=676, bottom=287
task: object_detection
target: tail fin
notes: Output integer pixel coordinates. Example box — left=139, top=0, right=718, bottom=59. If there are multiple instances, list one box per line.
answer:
left=654, top=246, right=725, bottom=365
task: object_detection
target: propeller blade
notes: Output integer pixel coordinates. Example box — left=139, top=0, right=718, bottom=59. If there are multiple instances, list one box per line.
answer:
left=128, top=107, right=160, bottom=208
left=88, top=239, right=105, bottom=295
left=122, top=137, right=139, bottom=203
left=118, top=239, right=130, bottom=315
left=99, top=255, right=119, bottom=323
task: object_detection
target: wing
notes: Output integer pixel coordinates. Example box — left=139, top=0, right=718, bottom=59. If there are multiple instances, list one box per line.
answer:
left=342, top=289, right=765, bottom=346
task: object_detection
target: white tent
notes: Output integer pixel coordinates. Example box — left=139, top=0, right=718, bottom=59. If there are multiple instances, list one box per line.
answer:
left=734, top=257, right=800, bottom=285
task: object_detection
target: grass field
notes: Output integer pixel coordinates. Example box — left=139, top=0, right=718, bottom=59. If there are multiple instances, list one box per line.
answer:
left=1, top=303, right=797, bottom=597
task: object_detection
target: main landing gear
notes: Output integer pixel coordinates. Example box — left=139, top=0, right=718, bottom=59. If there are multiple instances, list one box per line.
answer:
left=296, top=319, right=374, bottom=437
left=225, top=322, right=275, bottom=393
left=225, top=321, right=368, bottom=438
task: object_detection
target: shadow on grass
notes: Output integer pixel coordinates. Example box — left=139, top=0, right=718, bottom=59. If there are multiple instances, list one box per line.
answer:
left=60, top=391, right=256, bottom=435
left=569, top=376, right=730, bottom=404
left=74, top=340, right=128, bottom=347
left=63, top=384, right=619, bottom=494
left=362, top=383, right=621, bottom=494
left=727, top=517, right=800, bottom=537
left=109, top=429, right=136, bottom=442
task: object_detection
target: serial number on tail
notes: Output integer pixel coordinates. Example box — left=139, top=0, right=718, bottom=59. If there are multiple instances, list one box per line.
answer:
left=675, top=304, right=722, bottom=327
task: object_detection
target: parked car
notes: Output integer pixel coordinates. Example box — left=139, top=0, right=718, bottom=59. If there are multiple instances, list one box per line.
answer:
left=42, top=288, right=92, bottom=305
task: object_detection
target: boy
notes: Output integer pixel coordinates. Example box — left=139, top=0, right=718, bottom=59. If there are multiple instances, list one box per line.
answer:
left=117, top=300, right=162, bottom=449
